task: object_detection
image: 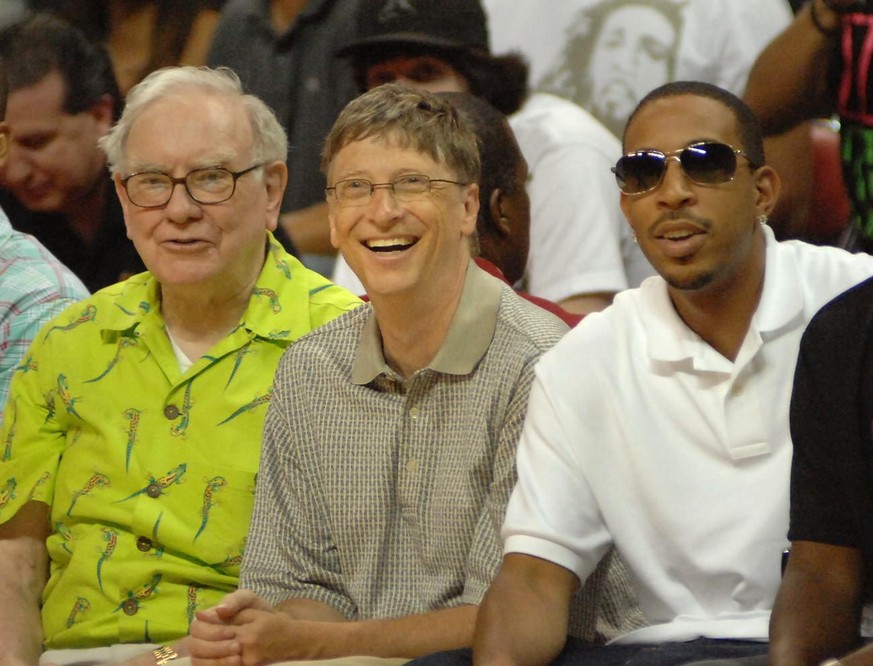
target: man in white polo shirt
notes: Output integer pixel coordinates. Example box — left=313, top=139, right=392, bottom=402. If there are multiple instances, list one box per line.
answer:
left=467, top=81, right=873, bottom=666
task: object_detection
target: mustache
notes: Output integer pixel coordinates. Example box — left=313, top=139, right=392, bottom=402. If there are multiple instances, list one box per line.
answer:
left=651, top=210, right=713, bottom=234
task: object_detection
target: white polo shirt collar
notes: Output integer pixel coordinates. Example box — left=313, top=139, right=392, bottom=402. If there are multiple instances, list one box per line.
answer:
left=644, top=224, right=804, bottom=373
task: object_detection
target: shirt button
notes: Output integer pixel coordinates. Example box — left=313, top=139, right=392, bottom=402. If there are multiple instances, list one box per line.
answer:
left=136, top=536, right=153, bottom=552
left=122, top=599, right=138, bottom=615
left=163, top=404, right=180, bottom=419
left=146, top=483, right=162, bottom=498
left=408, top=407, right=419, bottom=420
left=405, top=459, right=419, bottom=473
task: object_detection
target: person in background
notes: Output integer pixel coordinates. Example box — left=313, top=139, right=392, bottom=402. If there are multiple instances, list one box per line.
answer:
left=188, top=84, right=640, bottom=664
left=744, top=0, right=873, bottom=251
left=0, top=13, right=145, bottom=291
left=207, top=0, right=363, bottom=275
left=56, top=0, right=227, bottom=97
left=0, top=55, right=88, bottom=422
left=330, top=0, right=654, bottom=315
left=0, top=65, right=359, bottom=666
left=483, top=0, right=814, bottom=245
left=437, top=91, right=582, bottom=327
left=769, top=281, right=873, bottom=663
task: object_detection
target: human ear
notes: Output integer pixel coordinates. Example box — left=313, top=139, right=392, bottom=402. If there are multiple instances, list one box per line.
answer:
left=262, top=161, right=288, bottom=231
left=0, top=122, right=9, bottom=166
left=460, top=182, right=479, bottom=237
left=753, top=165, right=781, bottom=219
left=113, top=173, right=135, bottom=240
left=489, top=188, right=512, bottom=236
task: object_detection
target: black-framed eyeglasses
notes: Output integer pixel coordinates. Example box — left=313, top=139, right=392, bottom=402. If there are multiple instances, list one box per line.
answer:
left=121, top=163, right=265, bottom=209
left=611, top=142, right=757, bottom=195
left=325, top=174, right=466, bottom=205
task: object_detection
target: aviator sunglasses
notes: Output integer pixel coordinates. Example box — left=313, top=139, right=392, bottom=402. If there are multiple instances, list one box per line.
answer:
left=612, top=141, right=757, bottom=195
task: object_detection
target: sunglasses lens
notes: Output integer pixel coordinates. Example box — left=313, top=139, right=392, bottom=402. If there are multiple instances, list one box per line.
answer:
left=615, top=142, right=744, bottom=194
left=680, top=142, right=737, bottom=184
left=614, top=152, right=666, bottom=194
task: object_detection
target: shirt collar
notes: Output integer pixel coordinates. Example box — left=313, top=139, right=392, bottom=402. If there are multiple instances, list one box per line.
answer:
left=754, top=224, right=806, bottom=334
left=645, top=224, right=801, bottom=366
left=352, top=260, right=503, bottom=384
left=97, top=232, right=316, bottom=343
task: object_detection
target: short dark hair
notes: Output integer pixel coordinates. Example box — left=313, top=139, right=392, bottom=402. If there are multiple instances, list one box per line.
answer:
left=437, top=92, right=523, bottom=231
left=456, top=49, right=529, bottom=117
left=624, top=80, right=766, bottom=169
left=0, top=13, right=121, bottom=120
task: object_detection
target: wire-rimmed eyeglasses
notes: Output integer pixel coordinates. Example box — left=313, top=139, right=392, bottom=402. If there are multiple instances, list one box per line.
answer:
left=121, top=163, right=265, bottom=209
left=326, top=174, right=466, bottom=205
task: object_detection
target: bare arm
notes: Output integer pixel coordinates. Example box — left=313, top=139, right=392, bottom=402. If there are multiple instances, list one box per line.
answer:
left=474, top=554, right=579, bottom=666
left=275, top=595, right=489, bottom=655
left=192, top=592, right=477, bottom=664
left=0, top=501, right=50, bottom=666
left=763, top=125, right=814, bottom=241
left=839, top=643, right=873, bottom=666
left=770, top=540, right=864, bottom=666
left=178, top=9, right=223, bottom=68
left=744, top=0, right=846, bottom=135
left=304, top=604, right=478, bottom=659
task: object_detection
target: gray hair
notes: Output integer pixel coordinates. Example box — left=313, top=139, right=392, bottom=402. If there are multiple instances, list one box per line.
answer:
left=99, top=66, right=288, bottom=175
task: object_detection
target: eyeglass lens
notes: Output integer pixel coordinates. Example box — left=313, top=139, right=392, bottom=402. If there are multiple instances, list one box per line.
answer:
left=334, top=175, right=433, bottom=204
left=125, top=168, right=237, bottom=207
left=614, top=142, right=739, bottom=195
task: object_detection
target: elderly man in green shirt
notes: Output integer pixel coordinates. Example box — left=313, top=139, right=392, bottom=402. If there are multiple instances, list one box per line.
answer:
left=0, top=66, right=360, bottom=665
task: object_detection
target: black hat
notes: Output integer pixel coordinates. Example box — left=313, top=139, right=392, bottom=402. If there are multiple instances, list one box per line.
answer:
left=338, top=0, right=490, bottom=58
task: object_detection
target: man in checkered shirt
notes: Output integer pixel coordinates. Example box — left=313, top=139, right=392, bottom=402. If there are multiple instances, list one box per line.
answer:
left=189, top=85, right=641, bottom=664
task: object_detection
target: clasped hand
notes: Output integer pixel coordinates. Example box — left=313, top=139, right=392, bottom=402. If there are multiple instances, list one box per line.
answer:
left=189, top=589, right=304, bottom=666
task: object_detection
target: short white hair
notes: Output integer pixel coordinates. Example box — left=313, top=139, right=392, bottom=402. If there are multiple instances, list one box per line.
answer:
left=98, top=66, right=288, bottom=175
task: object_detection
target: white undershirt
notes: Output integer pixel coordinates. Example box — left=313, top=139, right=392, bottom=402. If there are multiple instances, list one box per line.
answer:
left=165, top=327, right=194, bottom=373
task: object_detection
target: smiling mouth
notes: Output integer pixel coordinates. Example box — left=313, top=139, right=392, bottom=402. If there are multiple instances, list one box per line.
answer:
left=364, top=237, right=418, bottom=253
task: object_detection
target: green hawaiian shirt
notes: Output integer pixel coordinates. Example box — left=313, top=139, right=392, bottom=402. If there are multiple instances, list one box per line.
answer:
left=0, top=234, right=360, bottom=647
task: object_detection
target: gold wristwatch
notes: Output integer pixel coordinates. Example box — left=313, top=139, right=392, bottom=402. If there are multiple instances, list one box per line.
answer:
left=152, top=645, right=179, bottom=666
